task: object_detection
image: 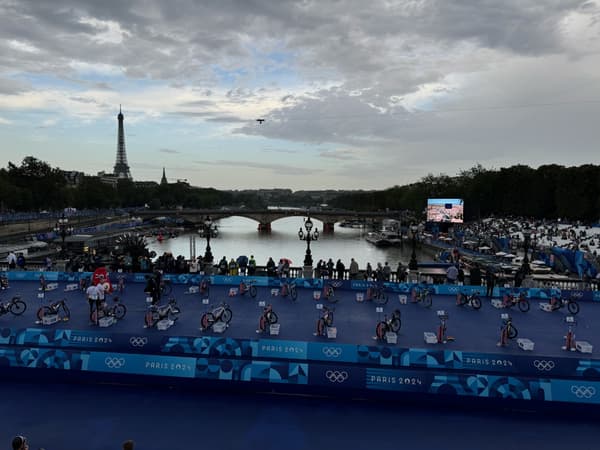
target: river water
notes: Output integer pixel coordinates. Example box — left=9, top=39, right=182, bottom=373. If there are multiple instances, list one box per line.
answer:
left=146, top=216, right=436, bottom=269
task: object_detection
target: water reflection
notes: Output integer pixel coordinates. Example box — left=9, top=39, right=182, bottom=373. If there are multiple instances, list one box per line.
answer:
left=147, top=216, right=435, bottom=268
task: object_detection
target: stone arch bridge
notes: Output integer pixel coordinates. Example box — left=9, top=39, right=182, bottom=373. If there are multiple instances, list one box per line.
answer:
left=138, top=208, right=409, bottom=232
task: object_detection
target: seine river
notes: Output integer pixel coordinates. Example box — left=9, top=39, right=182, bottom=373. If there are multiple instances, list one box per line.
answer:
left=147, top=216, right=436, bottom=269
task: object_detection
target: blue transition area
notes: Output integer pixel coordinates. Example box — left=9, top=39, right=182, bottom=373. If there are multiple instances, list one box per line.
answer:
left=1, top=270, right=600, bottom=411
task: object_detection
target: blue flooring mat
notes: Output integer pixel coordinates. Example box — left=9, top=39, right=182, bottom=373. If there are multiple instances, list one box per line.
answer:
left=1, top=380, right=599, bottom=450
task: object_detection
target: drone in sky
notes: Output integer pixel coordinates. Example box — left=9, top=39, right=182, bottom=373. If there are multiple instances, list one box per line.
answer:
left=256, top=118, right=265, bottom=124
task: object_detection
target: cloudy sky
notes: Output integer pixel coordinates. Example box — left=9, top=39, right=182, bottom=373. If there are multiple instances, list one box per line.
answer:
left=1, top=0, right=599, bottom=190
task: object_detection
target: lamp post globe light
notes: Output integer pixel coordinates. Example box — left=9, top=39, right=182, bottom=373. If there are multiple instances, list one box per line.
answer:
left=54, top=213, right=74, bottom=258
left=408, top=223, right=419, bottom=271
left=298, top=215, right=319, bottom=278
left=202, top=216, right=214, bottom=272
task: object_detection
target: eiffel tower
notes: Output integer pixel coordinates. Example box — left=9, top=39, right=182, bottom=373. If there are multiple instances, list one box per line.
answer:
left=113, top=105, right=132, bottom=179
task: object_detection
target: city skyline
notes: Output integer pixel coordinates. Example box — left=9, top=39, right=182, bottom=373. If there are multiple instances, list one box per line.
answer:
left=1, top=1, right=600, bottom=190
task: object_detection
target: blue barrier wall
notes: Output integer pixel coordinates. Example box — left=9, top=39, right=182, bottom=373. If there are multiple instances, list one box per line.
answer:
left=1, top=326, right=599, bottom=406
left=4, top=270, right=600, bottom=302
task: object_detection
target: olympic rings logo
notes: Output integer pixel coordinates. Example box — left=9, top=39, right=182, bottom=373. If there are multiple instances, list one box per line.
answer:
left=322, top=347, right=342, bottom=358
left=571, top=385, right=596, bottom=399
left=325, top=370, right=348, bottom=383
left=330, top=281, right=344, bottom=288
left=129, top=337, right=148, bottom=347
left=533, top=360, right=555, bottom=371
left=447, top=286, right=459, bottom=293
left=104, top=356, right=125, bottom=369
left=570, top=291, right=584, bottom=299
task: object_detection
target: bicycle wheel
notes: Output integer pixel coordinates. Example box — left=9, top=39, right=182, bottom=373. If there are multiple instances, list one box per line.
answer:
left=113, top=304, right=127, bottom=320
left=221, top=308, right=233, bottom=324
left=267, top=311, right=278, bottom=324
left=200, top=312, right=214, bottom=330
left=249, top=285, right=257, bottom=298
left=37, top=306, right=51, bottom=321
left=423, top=293, right=432, bottom=308
left=567, top=301, right=580, bottom=315
left=471, top=296, right=482, bottom=310
left=9, top=299, right=26, bottom=315
left=507, top=324, right=518, bottom=339
left=290, top=285, right=297, bottom=301
left=518, top=299, right=530, bottom=312
left=373, top=291, right=388, bottom=305
left=169, top=306, right=181, bottom=321
left=316, top=318, right=326, bottom=336
left=375, top=322, right=387, bottom=340
left=390, top=317, right=401, bottom=332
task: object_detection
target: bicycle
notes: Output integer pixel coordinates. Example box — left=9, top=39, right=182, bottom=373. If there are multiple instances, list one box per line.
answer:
left=144, top=297, right=180, bottom=328
left=239, top=279, right=257, bottom=298
left=497, top=314, right=518, bottom=346
left=411, top=285, right=432, bottom=308
left=365, top=283, right=388, bottom=305
left=116, top=275, right=126, bottom=294
left=199, top=277, right=211, bottom=296
left=91, top=296, right=127, bottom=323
left=0, top=295, right=27, bottom=317
left=280, top=279, right=297, bottom=301
left=315, top=305, right=335, bottom=336
left=200, top=301, right=233, bottom=331
left=456, top=290, right=482, bottom=310
left=36, top=299, right=70, bottom=322
left=502, top=291, right=530, bottom=312
left=257, top=304, right=278, bottom=333
left=321, top=282, right=338, bottom=304
left=549, top=295, right=580, bottom=315
left=375, top=309, right=401, bottom=340
left=159, top=279, right=172, bottom=296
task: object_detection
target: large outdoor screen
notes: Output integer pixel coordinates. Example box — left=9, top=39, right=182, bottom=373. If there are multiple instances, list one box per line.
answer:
left=427, top=198, right=464, bottom=223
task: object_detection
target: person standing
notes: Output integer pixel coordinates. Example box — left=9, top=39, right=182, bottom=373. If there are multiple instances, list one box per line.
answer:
left=485, top=268, right=496, bottom=297
left=86, top=281, right=99, bottom=324
left=335, top=259, right=345, bottom=280
left=248, top=255, right=256, bottom=276
left=7, top=251, right=17, bottom=270
left=349, top=258, right=359, bottom=280
left=469, top=263, right=482, bottom=286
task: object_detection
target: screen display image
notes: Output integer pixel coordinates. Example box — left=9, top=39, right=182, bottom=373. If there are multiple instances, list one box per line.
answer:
left=427, top=198, right=464, bottom=223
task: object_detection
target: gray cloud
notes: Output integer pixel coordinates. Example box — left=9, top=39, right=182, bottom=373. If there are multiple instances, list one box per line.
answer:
left=194, top=159, right=320, bottom=176
left=158, top=148, right=180, bottom=154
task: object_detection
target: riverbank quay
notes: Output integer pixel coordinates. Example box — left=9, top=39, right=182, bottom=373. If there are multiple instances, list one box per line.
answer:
left=1, top=270, right=600, bottom=411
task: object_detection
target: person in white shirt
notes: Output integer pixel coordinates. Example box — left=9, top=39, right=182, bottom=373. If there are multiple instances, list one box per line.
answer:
left=7, top=251, right=17, bottom=270
left=86, top=283, right=98, bottom=323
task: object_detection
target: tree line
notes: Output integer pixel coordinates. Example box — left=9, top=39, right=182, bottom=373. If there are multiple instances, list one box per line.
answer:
left=329, top=164, right=600, bottom=221
left=1, top=157, right=599, bottom=221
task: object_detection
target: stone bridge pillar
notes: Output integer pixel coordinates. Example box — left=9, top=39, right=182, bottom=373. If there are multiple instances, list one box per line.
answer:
left=323, top=222, right=335, bottom=233
left=258, top=222, right=272, bottom=232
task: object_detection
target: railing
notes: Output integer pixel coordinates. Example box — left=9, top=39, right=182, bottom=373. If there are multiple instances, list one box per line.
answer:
left=3, top=261, right=597, bottom=292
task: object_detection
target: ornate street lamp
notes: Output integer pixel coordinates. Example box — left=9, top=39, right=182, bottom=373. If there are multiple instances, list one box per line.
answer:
left=202, top=216, right=214, bottom=270
left=298, top=215, right=319, bottom=277
left=54, top=213, right=74, bottom=258
left=408, top=223, right=419, bottom=271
